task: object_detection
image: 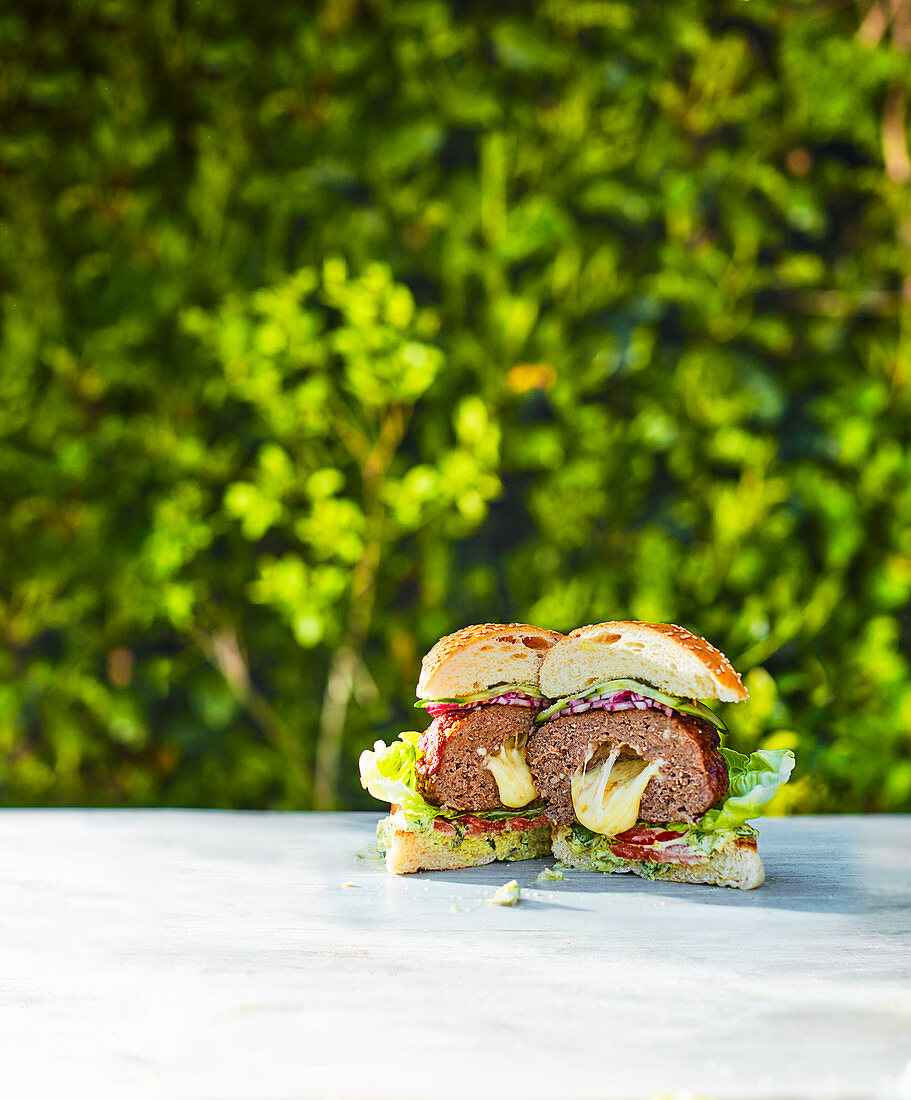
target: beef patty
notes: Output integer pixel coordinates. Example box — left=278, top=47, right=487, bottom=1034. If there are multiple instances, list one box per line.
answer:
left=416, top=704, right=535, bottom=812
left=525, top=708, right=727, bottom=825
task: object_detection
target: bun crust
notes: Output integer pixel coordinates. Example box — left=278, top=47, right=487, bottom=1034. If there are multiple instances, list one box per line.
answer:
left=552, top=830, right=764, bottom=889
left=539, top=621, right=747, bottom=703
left=382, top=822, right=552, bottom=874
left=417, top=623, right=564, bottom=700
left=384, top=828, right=496, bottom=874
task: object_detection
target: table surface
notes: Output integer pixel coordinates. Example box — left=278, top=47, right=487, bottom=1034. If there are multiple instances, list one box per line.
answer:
left=0, top=811, right=909, bottom=1100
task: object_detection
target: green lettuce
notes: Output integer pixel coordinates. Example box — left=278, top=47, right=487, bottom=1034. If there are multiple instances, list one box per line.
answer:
left=699, top=748, right=795, bottom=832
left=358, top=731, right=439, bottom=829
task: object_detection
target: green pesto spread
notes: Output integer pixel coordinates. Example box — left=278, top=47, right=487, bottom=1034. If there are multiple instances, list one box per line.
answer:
left=377, top=814, right=551, bottom=863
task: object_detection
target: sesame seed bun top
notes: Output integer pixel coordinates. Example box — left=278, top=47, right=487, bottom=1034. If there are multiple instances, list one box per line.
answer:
left=417, top=623, right=564, bottom=700
left=538, top=621, right=748, bottom=703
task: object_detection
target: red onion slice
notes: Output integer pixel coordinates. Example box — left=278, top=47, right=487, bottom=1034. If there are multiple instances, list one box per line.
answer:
left=547, top=690, right=674, bottom=724
left=424, top=691, right=544, bottom=718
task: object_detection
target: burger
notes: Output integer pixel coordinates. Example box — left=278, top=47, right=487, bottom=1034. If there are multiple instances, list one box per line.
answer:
left=526, top=621, right=795, bottom=889
left=359, top=623, right=564, bottom=873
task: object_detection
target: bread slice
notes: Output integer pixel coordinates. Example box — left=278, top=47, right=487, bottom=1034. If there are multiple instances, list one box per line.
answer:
left=417, top=623, right=564, bottom=700
left=552, top=827, right=764, bottom=889
left=379, top=817, right=552, bottom=875
left=539, top=621, right=747, bottom=703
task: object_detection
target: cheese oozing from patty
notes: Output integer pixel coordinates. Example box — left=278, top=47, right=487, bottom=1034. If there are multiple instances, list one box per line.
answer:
left=485, top=738, right=537, bottom=808
left=571, top=749, right=659, bottom=835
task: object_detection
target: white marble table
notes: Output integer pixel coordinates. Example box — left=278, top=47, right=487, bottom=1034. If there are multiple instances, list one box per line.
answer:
left=0, top=811, right=908, bottom=1099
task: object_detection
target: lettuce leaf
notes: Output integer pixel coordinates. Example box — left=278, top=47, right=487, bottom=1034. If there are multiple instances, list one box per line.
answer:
left=358, top=732, right=440, bottom=829
left=699, top=748, right=795, bottom=832
left=447, top=801, right=545, bottom=821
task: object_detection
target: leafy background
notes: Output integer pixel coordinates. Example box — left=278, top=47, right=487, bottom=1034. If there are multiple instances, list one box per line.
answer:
left=2, top=0, right=910, bottom=812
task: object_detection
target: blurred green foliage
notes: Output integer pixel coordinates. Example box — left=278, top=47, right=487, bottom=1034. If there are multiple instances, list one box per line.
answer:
left=2, top=0, right=910, bottom=811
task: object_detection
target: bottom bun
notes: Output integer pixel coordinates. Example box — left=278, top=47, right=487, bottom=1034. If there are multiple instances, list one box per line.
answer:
left=379, top=817, right=552, bottom=875
left=552, top=826, right=765, bottom=890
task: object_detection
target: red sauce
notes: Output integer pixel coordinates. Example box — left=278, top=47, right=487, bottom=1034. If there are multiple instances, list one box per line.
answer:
left=610, top=826, right=704, bottom=865
left=433, top=812, right=547, bottom=837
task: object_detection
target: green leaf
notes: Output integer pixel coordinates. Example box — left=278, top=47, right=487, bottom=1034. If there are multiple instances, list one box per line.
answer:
left=358, top=732, right=439, bottom=828
left=700, top=749, right=796, bottom=832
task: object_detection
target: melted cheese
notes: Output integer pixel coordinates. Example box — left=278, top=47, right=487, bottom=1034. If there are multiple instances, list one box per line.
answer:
left=485, top=739, right=537, bottom=808
left=571, top=750, right=659, bottom=835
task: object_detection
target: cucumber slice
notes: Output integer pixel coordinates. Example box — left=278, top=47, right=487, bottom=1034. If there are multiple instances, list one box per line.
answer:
left=534, top=678, right=726, bottom=733
left=671, top=698, right=727, bottom=733
left=414, top=683, right=543, bottom=709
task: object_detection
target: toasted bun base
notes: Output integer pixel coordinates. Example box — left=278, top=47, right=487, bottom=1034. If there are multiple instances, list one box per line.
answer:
left=380, top=820, right=553, bottom=875
left=539, top=621, right=747, bottom=703
left=417, top=623, right=563, bottom=700
left=552, top=828, right=764, bottom=889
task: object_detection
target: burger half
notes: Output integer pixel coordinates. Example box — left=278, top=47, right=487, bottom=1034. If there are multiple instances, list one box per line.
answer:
left=359, top=623, right=563, bottom=873
left=527, top=621, right=794, bottom=889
